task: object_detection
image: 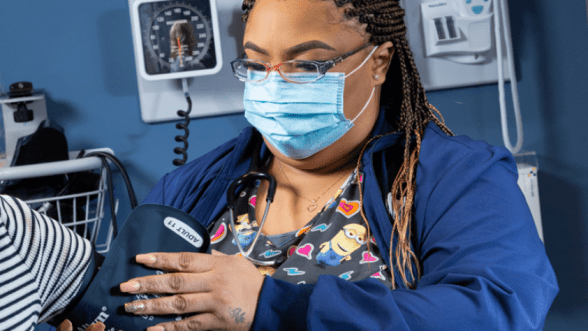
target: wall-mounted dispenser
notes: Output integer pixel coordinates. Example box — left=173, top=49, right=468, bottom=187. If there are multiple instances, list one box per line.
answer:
left=401, top=0, right=510, bottom=91
left=421, top=0, right=493, bottom=64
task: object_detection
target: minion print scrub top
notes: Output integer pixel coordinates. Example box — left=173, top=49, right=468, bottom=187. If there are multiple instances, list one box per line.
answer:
left=207, top=171, right=393, bottom=288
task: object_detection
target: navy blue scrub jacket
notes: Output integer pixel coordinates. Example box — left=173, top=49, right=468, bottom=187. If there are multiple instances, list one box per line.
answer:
left=143, top=109, right=559, bottom=330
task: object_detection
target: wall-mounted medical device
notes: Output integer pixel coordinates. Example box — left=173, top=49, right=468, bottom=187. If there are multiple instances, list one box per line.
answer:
left=401, top=0, right=507, bottom=89
left=131, top=0, right=222, bottom=81
left=0, top=82, right=48, bottom=167
left=129, top=0, right=249, bottom=166
left=129, top=0, right=249, bottom=125
left=130, top=0, right=226, bottom=165
left=421, top=0, right=493, bottom=64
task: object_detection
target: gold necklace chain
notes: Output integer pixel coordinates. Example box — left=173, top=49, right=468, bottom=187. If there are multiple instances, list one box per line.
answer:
left=277, top=160, right=349, bottom=212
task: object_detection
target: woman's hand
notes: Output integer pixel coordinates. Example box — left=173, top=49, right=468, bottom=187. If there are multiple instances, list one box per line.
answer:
left=119, top=250, right=265, bottom=331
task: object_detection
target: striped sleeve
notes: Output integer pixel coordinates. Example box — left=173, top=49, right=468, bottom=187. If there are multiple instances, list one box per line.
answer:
left=0, top=194, right=93, bottom=331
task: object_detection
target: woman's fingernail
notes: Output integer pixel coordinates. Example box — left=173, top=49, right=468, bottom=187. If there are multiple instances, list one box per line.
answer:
left=124, top=301, right=145, bottom=313
left=89, top=322, right=105, bottom=330
left=147, top=326, right=165, bottom=331
left=136, top=254, right=157, bottom=264
left=120, top=281, right=140, bottom=292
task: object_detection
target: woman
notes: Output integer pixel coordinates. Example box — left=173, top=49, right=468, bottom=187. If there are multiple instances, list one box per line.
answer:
left=115, top=0, right=558, bottom=330
left=1, top=0, right=557, bottom=330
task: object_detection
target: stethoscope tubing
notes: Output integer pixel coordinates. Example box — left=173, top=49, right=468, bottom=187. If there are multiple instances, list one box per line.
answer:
left=226, top=170, right=278, bottom=266
left=229, top=205, right=275, bottom=266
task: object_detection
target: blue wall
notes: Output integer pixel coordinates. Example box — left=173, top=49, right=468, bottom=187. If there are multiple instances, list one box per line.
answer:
left=1, top=1, right=587, bottom=329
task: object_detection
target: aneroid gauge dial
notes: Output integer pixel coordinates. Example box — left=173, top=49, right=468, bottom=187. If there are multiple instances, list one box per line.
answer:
left=132, top=0, right=222, bottom=80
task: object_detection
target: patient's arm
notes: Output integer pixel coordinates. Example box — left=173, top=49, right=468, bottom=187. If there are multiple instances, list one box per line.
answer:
left=0, top=194, right=93, bottom=330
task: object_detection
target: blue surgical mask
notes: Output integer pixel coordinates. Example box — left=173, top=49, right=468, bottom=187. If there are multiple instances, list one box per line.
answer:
left=243, top=45, right=379, bottom=159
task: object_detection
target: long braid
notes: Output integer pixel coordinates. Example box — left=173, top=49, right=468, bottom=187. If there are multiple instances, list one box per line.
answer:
left=242, top=0, right=454, bottom=289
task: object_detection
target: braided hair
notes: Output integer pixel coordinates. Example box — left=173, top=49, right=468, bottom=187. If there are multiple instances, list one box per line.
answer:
left=241, top=0, right=454, bottom=289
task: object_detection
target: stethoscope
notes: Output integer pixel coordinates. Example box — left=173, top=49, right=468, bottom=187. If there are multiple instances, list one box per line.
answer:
left=226, top=129, right=280, bottom=266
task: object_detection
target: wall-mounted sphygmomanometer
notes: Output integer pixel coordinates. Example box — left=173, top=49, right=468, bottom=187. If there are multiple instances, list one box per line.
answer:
left=131, top=0, right=222, bottom=80
left=130, top=0, right=222, bottom=166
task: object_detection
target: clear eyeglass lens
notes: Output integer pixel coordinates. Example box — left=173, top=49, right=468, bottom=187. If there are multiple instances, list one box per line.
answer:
left=233, top=59, right=322, bottom=83
left=233, top=60, right=267, bottom=82
left=280, top=61, right=321, bottom=83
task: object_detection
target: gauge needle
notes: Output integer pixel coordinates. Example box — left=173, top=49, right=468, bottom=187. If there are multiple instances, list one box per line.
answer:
left=177, top=37, right=183, bottom=67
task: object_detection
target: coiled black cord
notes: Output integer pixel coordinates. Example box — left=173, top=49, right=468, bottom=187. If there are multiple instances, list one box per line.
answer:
left=173, top=93, right=192, bottom=166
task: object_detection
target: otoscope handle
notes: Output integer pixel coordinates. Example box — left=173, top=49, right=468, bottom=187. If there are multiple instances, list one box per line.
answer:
left=227, top=172, right=277, bottom=206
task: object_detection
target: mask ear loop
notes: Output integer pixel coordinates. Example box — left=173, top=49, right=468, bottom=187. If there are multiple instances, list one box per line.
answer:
left=344, top=45, right=379, bottom=123
left=350, top=87, right=376, bottom=123
left=345, top=45, right=380, bottom=79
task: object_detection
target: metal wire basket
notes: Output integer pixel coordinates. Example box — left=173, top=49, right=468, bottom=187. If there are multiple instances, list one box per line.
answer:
left=0, top=148, right=115, bottom=253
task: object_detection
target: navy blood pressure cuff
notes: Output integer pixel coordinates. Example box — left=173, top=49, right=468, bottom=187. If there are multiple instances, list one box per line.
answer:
left=62, top=204, right=210, bottom=330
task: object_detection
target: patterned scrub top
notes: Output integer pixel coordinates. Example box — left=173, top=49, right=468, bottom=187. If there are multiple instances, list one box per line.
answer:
left=206, top=171, right=393, bottom=288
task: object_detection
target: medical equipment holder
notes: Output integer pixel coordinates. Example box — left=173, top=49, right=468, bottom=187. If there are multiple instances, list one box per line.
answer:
left=0, top=148, right=116, bottom=253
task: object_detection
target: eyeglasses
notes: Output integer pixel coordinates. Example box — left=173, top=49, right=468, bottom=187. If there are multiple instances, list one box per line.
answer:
left=230, top=42, right=372, bottom=84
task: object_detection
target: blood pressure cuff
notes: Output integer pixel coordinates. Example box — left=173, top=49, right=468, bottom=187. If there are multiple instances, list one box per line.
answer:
left=56, top=204, right=210, bottom=330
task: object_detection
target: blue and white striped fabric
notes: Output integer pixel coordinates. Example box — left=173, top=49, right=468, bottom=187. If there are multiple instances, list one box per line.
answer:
left=0, top=195, right=92, bottom=331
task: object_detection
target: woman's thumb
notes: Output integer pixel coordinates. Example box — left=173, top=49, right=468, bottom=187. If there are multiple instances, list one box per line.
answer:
left=211, top=249, right=227, bottom=256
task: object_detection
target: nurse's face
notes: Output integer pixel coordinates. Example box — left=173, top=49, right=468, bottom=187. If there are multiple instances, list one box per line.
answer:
left=243, top=0, right=393, bottom=172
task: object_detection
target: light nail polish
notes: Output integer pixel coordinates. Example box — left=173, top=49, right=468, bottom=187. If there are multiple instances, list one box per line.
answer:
left=120, top=281, right=140, bottom=292
left=124, top=302, right=145, bottom=313
left=136, top=254, right=157, bottom=264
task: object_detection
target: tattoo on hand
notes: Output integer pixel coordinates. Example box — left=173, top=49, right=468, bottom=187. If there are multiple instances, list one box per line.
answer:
left=228, top=307, right=246, bottom=324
